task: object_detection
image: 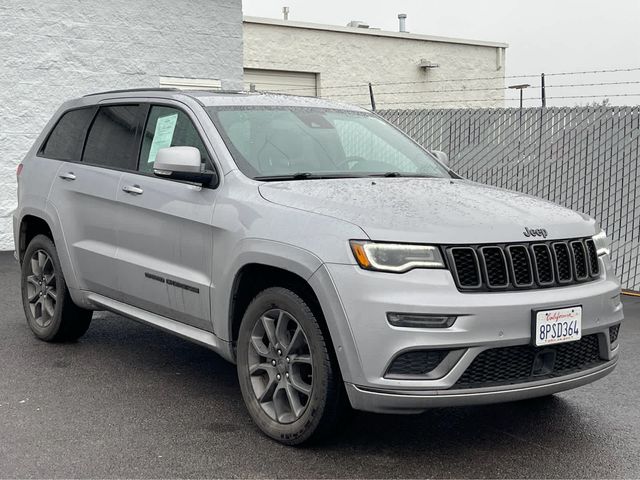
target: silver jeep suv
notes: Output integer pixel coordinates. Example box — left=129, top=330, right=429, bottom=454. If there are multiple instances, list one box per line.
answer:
left=13, top=89, right=623, bottom=444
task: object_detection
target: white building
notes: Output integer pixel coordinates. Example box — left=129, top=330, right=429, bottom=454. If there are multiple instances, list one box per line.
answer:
left=0, top=0, right=243, bottom=249
left=243, top=16, right=508, bottom=110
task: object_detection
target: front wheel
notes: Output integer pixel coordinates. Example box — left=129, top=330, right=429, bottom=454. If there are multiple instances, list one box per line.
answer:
left=236, top=287, right=345, bottom=445
left=21, top=234, right=92, bottom=342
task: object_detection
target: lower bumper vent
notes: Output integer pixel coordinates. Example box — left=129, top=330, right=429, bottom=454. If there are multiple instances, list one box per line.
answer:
left=386, top=350, right=449, bottom=378
left=454, top=334, right=604, bottom=389
left=609, top=324, right=621, bottom=344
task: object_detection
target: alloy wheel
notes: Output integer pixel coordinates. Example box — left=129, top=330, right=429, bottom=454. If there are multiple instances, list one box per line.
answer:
left=247, top=308, right=313, bottom=424
left=25, top=250, right=57, bottom=328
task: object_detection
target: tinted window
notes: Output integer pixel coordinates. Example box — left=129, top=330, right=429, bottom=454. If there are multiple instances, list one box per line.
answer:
left=83, top=105, right=146, bottom=170
left=139, top=106, right=210, bottom=174
left=41, top=108, right=95, bottom=161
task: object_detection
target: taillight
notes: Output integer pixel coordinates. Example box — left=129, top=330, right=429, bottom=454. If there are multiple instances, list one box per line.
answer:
left=16, top=163, right=23, bottom=177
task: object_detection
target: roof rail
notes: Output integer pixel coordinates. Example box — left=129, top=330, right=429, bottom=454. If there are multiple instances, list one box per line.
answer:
left=83, top=87, right=179, bottom=97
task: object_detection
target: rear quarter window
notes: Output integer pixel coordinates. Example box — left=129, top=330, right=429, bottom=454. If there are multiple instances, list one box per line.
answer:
left=40, top=107, right=96, bottom=162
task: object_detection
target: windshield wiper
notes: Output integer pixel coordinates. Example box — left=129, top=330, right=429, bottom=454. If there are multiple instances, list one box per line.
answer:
left=255, top=172, right=366, bottom=181
left=255, top=172, right=440, bottom=181
left=291, top=172, right=314, bottom=180
left=254, top=172, right=313, bottom=181
left=367, top=172, right=436, bottom=178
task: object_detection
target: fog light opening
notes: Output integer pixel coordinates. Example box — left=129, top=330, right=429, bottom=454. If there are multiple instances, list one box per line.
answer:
left=609, top=324, right=621, bottom=345
left=387, top=312, right=457, bottom=328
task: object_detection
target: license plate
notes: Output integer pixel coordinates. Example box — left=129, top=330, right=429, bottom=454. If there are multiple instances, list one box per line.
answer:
left=533, top=306, right=582, bottom=347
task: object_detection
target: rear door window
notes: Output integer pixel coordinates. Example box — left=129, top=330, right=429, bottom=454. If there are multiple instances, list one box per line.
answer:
left=40, top=107, right=96, bottom=162
left=138, top=106, right=210, bottom=174
left=82, top=105, right=147, bottom=170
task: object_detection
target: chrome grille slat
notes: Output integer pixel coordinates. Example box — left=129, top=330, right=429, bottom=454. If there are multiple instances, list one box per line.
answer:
left=447, top=237, right=597, bottom=292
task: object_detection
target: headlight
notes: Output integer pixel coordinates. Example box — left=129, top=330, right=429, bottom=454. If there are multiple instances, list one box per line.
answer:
left=592, top=230, right=610, bottom=256
left=350, top=241, right=445, bottom=273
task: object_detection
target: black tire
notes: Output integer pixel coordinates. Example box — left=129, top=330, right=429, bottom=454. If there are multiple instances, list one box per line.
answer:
left=21, top=234, right=92, bottom=342
left=237, top=287, right=346, bottom=445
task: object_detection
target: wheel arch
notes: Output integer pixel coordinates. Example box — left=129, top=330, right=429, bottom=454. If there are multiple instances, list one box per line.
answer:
left=228, top=263, right=325, bottom=347
left=16, top=206, right=80, bottom=292
left=18, top=214, right=55, bottom=263
left=214, top=239, right=321, bottom=341
left=220, top=249, right=363, bottom=386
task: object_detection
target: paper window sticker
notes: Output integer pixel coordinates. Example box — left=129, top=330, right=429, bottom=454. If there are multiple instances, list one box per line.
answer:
left=148, top=113, right=179, bottom=163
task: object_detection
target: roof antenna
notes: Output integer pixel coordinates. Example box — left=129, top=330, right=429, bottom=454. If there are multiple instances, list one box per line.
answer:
left=283, top=6, right=290, bottom=20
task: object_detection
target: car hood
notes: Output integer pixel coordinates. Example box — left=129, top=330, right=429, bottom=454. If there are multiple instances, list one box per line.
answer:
left=258, top=178, right=596, bottom=244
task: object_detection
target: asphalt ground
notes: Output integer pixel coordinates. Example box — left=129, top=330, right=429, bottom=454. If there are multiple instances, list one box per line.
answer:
left=0, top=251, right=638, bottom=479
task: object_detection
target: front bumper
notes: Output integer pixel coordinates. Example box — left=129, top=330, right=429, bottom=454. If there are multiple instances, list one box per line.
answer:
left=309, top=254, right=623, bottom=412
left=345, top=359, right=617, bottom=414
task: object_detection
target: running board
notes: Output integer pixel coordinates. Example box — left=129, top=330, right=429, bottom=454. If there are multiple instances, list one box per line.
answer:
left=86, top=292, right=224, bottom=353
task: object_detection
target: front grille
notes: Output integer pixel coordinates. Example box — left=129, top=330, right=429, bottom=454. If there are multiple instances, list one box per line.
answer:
left=507, top=245, right=534, bottom=287
left=454, top=334, right=604, bottom=389
left=553, top=242, right=573, bottom=283
left=609, top=324, right=621, bottom=344
left=386, top=350, right=449, bottom=377
left=480, top=247, right=508, bottom=288
left=571, top=241, right=589, bottom=280
left=585, top=239, right=600, bottom=276
left=449, top=248, right=481, bottom=288
left=532, top=244, right=554, bottom=285
left=446, top=237, right=599, bottom=292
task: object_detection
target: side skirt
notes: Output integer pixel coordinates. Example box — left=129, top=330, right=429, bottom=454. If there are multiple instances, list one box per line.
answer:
left=85, top=292, right=234, bottom=362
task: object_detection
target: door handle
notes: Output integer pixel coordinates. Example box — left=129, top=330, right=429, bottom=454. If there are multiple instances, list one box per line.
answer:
left=122, top=185, right=144, bottom=195
left=58, top=172, right=76, bottom=181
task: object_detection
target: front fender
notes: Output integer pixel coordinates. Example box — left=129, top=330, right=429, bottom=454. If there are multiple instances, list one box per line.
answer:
left=212, top=238, right=362, bottom=384
left=213, top=237, right=324, bottom=343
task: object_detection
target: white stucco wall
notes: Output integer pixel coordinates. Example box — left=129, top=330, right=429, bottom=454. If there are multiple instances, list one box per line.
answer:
left=0, top=0, right=243, bottom=250
left=244, top=18, right=507, bottom=110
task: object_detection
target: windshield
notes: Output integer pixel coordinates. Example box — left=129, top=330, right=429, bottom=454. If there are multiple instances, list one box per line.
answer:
left=206, top=107, right=450, bottom=180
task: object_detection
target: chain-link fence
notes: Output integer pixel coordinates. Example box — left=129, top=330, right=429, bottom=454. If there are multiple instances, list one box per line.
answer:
left=379, top=106, right=640, bottom=291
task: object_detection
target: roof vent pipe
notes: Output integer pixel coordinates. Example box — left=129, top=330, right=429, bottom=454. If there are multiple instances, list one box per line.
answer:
left=283, top=6, right=289, bottom=20
left=398, top=13, right=407, bottom=32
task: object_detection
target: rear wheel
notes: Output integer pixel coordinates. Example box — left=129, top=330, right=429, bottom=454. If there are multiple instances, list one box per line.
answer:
left=237, top=287, right=345, bottom=445
left=21, top=235, right=92, bottom=342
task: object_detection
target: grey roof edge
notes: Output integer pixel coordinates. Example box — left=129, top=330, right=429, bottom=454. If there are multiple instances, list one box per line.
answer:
left=83, top=88, right=180, bottom=97
left=74, top=88, right=366, bottom=111
left=243, top=16, right=509, bottom=49
left=83, top=88, right=249, bottom=98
